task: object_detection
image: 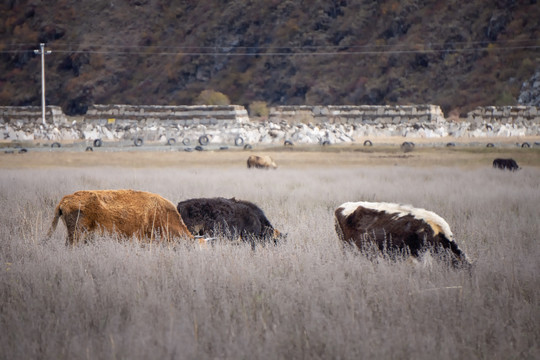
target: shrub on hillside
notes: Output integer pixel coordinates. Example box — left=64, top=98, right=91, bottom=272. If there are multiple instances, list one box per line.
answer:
left=248, top=101, right=269, bottom=118
left=195, top=90, right=231, bottom=105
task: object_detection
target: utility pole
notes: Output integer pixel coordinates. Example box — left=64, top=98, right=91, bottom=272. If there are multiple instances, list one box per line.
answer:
left=34, top=43, right=51, bottom=125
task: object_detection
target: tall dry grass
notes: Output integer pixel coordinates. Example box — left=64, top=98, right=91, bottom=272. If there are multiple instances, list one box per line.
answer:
left=0, top=165, right=539, bottom=359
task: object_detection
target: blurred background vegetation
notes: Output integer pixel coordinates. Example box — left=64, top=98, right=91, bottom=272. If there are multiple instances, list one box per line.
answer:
left=0, top=0, right=538, bottom=117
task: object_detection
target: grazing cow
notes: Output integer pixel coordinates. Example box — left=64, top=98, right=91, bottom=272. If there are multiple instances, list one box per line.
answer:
left=47, top=190, right=195, bottom=245
left=247, top=155, right=277, bottom=169
left=493, top=158, right=520, bottom=171
left=334, top=201, right=470, bottom=268
left=177, top=197, right=281, bottom=246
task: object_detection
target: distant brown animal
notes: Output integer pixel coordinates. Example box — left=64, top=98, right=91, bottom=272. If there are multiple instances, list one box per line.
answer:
left=247, top=155, right=277, bottom=169
left=47, top=190, right=195, bottom=245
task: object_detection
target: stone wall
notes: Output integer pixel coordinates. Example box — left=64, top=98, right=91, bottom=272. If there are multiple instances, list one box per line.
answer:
left=269, top=105, right=446, bottom=125
left=1, top=104, right=539, bottom=144
left=467, top=106, right=539, bottom=124
left=0, top=104, right=249, bottom=142
left=464, top=106, right=540, bottom=137
left=84, top=104, right=250, bottom=125
left=0, top=106, right=67, bottom=124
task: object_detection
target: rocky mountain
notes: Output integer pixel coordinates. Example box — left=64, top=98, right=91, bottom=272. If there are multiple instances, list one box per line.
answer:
left=1, top=0, right=538, bottom=117
left=518, top=70, right=540, bottom=106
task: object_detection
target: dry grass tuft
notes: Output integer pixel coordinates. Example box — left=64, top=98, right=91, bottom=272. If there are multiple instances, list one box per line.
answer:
left=0, top=165, right=539, bottom=359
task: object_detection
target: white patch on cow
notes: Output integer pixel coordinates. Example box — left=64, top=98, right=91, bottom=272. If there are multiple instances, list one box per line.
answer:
left=337, top=201, right=454, bottom=240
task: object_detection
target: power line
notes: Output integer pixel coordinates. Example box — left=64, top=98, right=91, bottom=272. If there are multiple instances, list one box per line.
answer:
left=2, top=38, right=538, bottom=50
left=1, top=40, right=538, bottom=56
left=2, top=46, right=537, bottom=56
left=45, top=45, right=540, bottom=56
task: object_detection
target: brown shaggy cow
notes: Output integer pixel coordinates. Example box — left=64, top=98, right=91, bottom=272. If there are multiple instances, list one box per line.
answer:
left=247, top=155, right=277, bottom=169
left=47, top=190, right=195, bottom=245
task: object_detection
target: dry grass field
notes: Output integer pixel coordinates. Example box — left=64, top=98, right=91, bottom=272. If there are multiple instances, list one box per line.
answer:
left=0, top=145, right=539, bottom=359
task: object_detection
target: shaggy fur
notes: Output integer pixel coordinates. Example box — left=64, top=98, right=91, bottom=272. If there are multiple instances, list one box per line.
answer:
left=47, top=190, right=194, bottom=245
left=247, top=155, right=278, bottom=169
left=492, top=158, right=520, bottom=171
left=177, top=197, right=280, bottom=245
left=335, top=201, right=470, bottom=267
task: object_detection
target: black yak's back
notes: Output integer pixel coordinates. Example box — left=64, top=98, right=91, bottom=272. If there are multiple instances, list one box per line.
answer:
left=177, top=197, right=278, bottom=241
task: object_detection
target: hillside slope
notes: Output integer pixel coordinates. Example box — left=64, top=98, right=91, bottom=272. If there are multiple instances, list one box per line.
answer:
left=1, top=0, right=538, bottom=116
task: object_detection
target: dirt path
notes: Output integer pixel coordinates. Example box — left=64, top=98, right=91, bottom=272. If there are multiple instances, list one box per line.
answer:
left=1, top=144, right=539, bottom=169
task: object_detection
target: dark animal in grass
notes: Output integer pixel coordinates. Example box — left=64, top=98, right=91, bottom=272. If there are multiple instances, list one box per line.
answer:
left=47, top=190, right=197, bottom=246
left=177, top=197, right=281, bottom=247
left=492, top=158, right=520, bottom=171
left=334, top=201, right=471, bottom=268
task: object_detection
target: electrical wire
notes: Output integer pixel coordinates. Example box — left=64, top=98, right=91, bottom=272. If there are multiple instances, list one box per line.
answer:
left=0, top=39, right=538, bottom=56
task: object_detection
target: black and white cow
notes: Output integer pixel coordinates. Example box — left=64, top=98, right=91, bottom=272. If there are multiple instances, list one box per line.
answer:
left=334, top=201, right=470, bottom=268
left=493, top=158, right=520, bottom=171
left=177, top=197, right=281, bottom=247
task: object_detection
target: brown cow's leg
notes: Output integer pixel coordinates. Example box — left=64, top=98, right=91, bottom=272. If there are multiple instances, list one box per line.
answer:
left=66, top=228, right=74, bottom=246
left=61, top=215, right=75, bottom=246
left=70, top=223, right=86, bottom=245
left=63, top=211, right=87, bottom=246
